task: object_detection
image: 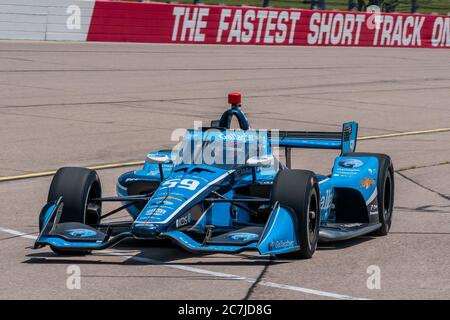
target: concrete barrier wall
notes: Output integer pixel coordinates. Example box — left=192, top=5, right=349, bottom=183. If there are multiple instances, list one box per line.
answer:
left=0, top=0, right=448, bottom=48
left=0, top=0, right=95, bottom=41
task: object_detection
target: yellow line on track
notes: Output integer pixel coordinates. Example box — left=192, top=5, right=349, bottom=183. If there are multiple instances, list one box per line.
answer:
left=1, top=127, right=449, bottom=183
left=359, top=127, right=450, bottom=140
left=0, top=161, right=145, bottom=182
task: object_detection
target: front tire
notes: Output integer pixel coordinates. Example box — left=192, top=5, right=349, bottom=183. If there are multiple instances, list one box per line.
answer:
left=47, top=167, right=102, bottom=225
left=271, top=170, right=320, bottom=259
left=44, top=167, right=102, bottom=255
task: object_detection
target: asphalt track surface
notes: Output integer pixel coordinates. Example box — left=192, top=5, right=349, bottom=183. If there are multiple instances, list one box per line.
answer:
left=0, top=41, right=449, bottom=300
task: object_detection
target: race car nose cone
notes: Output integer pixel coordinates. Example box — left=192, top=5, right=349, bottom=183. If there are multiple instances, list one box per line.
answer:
left=131, top=223, right=161, bottom=238
left=228, top=92, right=241, bottom=105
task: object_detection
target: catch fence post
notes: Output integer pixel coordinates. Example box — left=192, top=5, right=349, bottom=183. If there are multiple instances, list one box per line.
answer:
left=311, top=0, right=326, bottom=9
left=411, top=0, right=418, bottom=13
left=348, top=0, right=354, bottom=10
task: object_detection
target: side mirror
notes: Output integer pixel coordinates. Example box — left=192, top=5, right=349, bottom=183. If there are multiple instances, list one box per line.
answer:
left=246, top=155, right=273, bottom=167
left=146, top=154, right=173, bottom=165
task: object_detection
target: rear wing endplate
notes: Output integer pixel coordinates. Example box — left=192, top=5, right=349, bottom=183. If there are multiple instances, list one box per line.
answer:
left=340, top=121, right=358, bottom=154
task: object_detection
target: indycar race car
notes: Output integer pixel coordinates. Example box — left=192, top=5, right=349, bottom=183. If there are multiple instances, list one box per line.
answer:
left=34, top=92, right=394, bottom=259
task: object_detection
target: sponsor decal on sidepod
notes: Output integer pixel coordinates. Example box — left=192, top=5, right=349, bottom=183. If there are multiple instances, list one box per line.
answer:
left=339, top=159, right=364, bottom=168
left=228, top=233, right=260, bottom=241
left=360, top=177, right=375, bottom=189
left=67, top=229, right=97, bottom=238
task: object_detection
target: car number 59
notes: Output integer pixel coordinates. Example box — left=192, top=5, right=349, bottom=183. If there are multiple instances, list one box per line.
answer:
left=161, top=178, right=200, bottom=191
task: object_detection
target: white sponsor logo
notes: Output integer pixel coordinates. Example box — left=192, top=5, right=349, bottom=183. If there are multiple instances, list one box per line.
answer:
left=269, top=239, right=295, bottom=250
left=219, top=133, right=255, bottom=141
left=320, top=189, right=333, bottom=211
left=369, top=202, right=378, bottom=215
left=146, top=208, right=167, bottom=216
left=169, top=124, right=277, bottom=169
left=339, top=158, right=364, bottom=168
left=229, top=232, right=259, bottom=241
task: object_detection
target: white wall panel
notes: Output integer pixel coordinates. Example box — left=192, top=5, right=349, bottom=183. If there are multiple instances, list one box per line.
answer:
left=0, top=0, right=95, bottom=41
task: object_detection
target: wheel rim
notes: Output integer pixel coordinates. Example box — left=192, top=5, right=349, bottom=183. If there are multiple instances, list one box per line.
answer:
left=85, top=182, right=101, bottom=226
left=307, top=190, right=319, bottom=245
left=383, top=173, right=392, bottom=221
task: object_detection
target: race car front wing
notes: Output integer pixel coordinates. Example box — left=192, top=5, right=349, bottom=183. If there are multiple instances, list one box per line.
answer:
left=34, top=199, right=301, bottom=256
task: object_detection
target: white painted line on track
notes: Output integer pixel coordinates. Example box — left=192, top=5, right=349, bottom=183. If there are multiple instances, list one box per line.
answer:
left=0, top=226, right=368, bottom=300
left=0, top=227, right=38, bottom=240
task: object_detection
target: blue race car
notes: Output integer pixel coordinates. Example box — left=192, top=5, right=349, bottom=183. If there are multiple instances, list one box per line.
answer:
left=34, top=92, right=394, bottom=259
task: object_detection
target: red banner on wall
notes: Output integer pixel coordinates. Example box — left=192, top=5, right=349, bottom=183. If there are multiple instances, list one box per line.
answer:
left=87, top=1, right=449, bottom=48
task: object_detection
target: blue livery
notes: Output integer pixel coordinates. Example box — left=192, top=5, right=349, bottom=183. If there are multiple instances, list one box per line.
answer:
left=34, top=92, right=394, bottom=259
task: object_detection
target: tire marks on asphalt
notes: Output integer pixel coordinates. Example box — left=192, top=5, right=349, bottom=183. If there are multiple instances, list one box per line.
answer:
left=243, top=256, right=273, bottom=300
left=396, top=171, right=450, bottom=201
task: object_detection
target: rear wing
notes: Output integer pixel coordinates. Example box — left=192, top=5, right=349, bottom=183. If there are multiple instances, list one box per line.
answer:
left=269, top=122, right=358, bottom=167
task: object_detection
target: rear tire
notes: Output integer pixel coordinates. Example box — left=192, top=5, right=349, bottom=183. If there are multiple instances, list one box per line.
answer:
left=344, top=153, right=394, bottom=236
left=271, top=170, right=320, bottom=259
left=45, top=167, right=102, bottom=255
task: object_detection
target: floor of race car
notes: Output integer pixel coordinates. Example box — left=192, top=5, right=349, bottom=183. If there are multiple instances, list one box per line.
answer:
left=0, top=41, right=449, bottom=300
